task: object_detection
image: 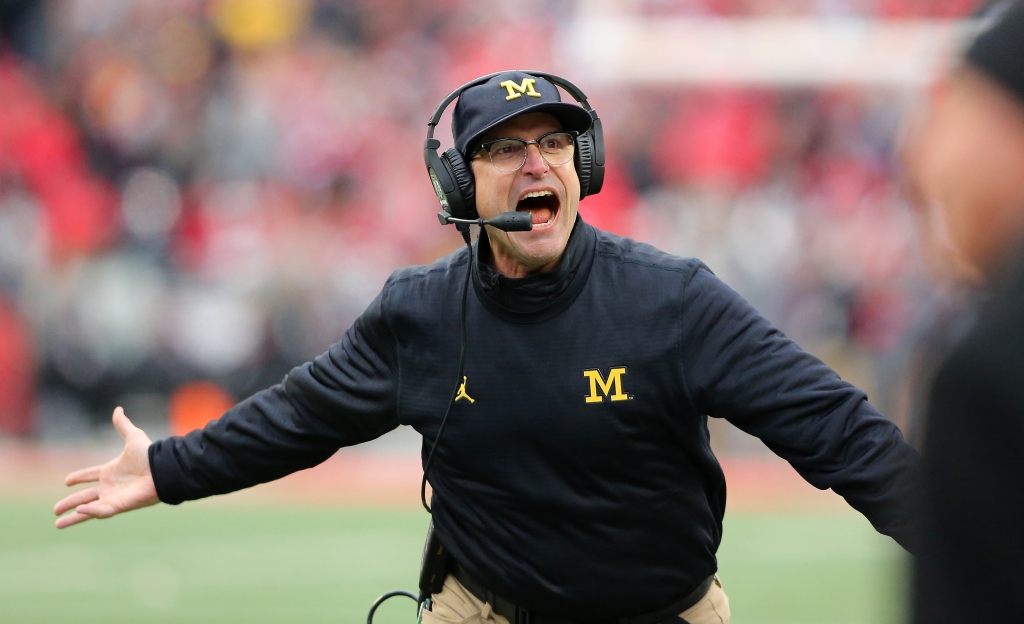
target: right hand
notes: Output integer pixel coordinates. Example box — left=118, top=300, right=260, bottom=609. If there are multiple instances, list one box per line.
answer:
left=54, top=406, right=160, bottom=529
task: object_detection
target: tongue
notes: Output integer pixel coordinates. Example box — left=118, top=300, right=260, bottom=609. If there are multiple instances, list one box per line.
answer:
left=521, top=207, right=552, bottom=225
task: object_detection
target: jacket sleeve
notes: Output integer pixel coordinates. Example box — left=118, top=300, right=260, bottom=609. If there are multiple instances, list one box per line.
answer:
left=148, top=285, right=401, bottom=505
left=679, top=263, right=920, bottom=552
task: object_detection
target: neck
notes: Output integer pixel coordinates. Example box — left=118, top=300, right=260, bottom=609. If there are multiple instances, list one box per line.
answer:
left=489, top=248, right=562, bottom=279
left=484, top=227, right=574, bottom=279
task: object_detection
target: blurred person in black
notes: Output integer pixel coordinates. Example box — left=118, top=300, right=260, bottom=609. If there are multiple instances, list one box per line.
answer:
left=0, top=0, right=45, bottom=62
left=53, top=70, right=920, bottom=624
left=901, top=2, right=1024, bottom=620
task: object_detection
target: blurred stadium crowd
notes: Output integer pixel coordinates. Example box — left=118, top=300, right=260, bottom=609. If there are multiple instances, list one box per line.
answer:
left=0, top=0, right=979, bottom=444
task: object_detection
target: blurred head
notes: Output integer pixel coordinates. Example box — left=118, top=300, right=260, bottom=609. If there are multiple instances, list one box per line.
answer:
left=452, top=71, right=593, bottom=277
left=901, top=3, right=1024, bottom=284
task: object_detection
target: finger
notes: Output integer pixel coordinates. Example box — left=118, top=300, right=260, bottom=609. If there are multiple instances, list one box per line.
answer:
left=111, top=406, right=137, bottom=439
left=55, top=510, right=95, bottom=530
left=76, top=501, right=116, bottom=520
left=53, top=487, right=99, bottom=516
left=64, top=465, right=102, bottom=486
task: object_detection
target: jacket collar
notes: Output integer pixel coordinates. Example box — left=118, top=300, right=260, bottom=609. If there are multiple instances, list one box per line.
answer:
left=473, top=215, right=596, bottom=324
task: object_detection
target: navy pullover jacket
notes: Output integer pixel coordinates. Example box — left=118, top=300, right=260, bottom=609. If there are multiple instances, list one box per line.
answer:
left=150, top=218, right=919, bottom=620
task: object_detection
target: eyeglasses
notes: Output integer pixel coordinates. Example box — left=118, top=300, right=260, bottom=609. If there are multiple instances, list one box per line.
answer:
left=477, top=131, right=578, bottom=172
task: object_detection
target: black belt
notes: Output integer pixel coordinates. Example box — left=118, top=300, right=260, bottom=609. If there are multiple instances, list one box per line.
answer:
left=450, top=564, right=714, bottom=624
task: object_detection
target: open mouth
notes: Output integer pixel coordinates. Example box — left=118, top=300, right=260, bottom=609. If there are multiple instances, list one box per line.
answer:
left=515, top=190, right=560, bottom=226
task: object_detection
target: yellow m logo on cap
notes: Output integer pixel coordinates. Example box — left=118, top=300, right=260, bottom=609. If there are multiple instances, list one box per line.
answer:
left=583, top=367, right=631, bottom=403
left=500, top=78, right=542, bottom=101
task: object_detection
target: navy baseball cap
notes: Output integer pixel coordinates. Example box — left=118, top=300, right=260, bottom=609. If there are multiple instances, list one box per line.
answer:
left=966, top=2, right=1024, bottom=105
left=452, top=71, right=594, bottom=158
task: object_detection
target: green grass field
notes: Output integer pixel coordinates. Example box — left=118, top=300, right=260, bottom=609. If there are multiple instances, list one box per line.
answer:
left=0, top=501, right=907, bottom=624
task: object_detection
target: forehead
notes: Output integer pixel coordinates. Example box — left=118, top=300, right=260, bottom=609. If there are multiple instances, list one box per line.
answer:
left=481, top=112, right=562, bottom=143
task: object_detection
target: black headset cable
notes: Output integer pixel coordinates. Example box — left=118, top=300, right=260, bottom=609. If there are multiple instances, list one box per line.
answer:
left=368, top=227, right=470, bottom=623
left=420, top=223, right=472, bottom=514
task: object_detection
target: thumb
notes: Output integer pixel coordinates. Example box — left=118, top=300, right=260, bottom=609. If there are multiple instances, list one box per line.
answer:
left=111, top=407, right=139, bottom=440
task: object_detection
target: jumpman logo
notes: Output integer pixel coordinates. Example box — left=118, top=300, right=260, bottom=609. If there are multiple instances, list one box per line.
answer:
left=455, top=376, right=475, bottom=403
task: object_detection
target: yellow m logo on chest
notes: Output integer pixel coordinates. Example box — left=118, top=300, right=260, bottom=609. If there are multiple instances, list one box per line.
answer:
left=583, top=367, right=630, bottom=403
left=499, top=78, right=542, bottom=100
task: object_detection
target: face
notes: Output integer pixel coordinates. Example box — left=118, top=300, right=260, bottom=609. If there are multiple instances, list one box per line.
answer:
left=901, top=68, right=1024, bottom=284
left=471, top=112, right=581, bottom=278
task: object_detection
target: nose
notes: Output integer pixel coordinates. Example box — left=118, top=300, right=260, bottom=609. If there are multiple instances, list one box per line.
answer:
left=520, top=143, right=550, bottom=177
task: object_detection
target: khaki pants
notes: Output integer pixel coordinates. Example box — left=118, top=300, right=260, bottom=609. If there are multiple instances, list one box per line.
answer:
left=422, top=573, right=730, bottom=624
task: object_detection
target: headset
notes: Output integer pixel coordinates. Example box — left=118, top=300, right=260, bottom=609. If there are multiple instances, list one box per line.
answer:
left=424, top=69, right=606, bottom=224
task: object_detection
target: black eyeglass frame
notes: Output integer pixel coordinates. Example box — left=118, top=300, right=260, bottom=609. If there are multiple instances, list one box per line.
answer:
left=475, top=130, right=581, bottom=171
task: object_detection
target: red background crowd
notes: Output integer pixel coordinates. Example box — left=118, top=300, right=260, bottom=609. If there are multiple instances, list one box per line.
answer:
left=0, top=0, right=981, bottom=447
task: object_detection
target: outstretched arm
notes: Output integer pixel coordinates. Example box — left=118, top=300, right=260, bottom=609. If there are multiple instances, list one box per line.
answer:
left=679, top=263, right=920, bottom=552
left=54, top=407, right=159, bottom=529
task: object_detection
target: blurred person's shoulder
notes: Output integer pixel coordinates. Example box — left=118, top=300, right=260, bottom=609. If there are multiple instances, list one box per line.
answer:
left=958, top=246, right=1024, bottom=357
left=929, top=247, right=1024, bottom=418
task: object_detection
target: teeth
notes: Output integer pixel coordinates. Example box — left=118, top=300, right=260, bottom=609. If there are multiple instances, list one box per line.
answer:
left=522, top=190, right=554, bottom=199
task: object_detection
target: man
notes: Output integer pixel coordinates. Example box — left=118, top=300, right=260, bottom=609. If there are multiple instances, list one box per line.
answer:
left=901, top=3, right=1024, bottom=621
left=55, top=71, right=918, bottom=624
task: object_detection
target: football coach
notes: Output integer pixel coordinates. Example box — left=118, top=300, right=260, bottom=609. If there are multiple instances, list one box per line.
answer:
left=55, top=70, right=919, bottom=624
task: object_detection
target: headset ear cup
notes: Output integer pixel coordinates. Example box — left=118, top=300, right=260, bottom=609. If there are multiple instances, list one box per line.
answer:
left=442, top=148, right=476, bottom=219
left=575, top=133, right=594, bottom=200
